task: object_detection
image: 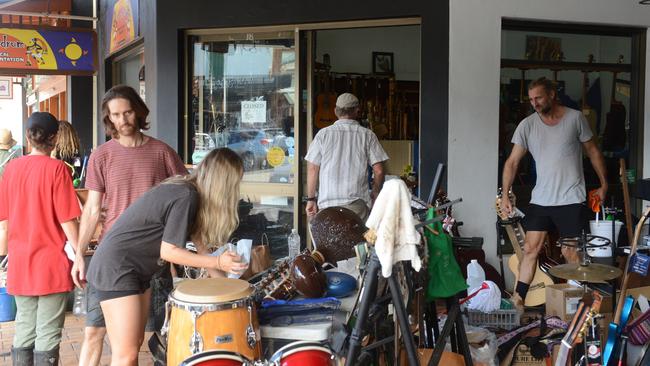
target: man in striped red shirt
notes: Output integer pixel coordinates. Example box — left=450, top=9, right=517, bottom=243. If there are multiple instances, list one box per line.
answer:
left=71, top=85, right=187, bottom=366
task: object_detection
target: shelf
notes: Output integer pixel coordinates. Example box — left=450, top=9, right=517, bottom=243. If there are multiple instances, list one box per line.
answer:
left=501, top=58, right=631, bottom=73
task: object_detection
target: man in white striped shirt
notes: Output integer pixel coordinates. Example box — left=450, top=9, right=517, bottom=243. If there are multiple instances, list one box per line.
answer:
left=305, top=93, right=388, bottom=221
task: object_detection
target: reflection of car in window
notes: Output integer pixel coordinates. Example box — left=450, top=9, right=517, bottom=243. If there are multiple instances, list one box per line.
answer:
left=226, top=128, right=286, bottom=171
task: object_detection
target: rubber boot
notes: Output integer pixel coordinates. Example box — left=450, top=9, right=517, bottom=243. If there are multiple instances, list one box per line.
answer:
left=11, top=346, right=34, bottom=366
left=33, top=347, right=58, bottom=366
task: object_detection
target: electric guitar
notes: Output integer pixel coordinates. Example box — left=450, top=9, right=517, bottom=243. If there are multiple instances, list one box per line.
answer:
left=555, top=292, right=603, bottom=366
left=603, top=206, right=650, bottom=365
left=496, top=189, right=556, bottom=307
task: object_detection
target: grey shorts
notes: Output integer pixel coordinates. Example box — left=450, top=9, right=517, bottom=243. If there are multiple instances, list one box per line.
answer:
left=85, top=268, right=173, bottom=331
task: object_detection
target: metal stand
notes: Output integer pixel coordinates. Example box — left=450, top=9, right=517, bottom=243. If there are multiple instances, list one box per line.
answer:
left=345, top=251, right=419, bottom=366
left=427, top=297, right=473, bottom=366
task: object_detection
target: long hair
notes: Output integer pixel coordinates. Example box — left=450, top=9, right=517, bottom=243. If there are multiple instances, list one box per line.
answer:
left=52, top=120, right=80, bottom=161
left=101, top=85, right=150, bottom=138
left=165, top=148, right=243, bottom=248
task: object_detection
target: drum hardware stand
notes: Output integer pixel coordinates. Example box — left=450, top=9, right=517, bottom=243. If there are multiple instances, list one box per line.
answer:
left=345, top=249, right=420, bottom=366
left=427, top=295, right=473, bottom=366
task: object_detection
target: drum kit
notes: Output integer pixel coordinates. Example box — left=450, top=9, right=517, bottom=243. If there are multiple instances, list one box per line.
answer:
left=164, top=207, right=354, bottom=366
left=162, top=277, right=336, bottom=366
left=160, top=206, right=390, bottom=365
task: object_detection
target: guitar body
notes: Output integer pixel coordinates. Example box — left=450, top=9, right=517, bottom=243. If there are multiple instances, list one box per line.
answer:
left=495, top=189, right=556, bottom=307
left=507, top=252, right=554, bottom=307
left=603, top=296, right=635, bottom=366
left=314, top=92, right=337, bottom=129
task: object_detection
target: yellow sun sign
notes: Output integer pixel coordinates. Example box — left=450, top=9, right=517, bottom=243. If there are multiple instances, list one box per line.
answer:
left=266, top=146, right=286, bottom=168
left=61, top=38, right=88, bottom=66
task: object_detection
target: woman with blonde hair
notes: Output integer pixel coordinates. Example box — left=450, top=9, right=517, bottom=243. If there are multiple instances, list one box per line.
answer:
left=82, top=148, right=247, bottom=366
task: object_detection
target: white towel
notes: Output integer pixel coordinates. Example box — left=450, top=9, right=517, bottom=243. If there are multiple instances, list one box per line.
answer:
left=365, top=179, right=422, bottom=277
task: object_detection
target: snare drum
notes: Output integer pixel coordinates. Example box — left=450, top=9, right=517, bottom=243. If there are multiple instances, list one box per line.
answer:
left=180, top=350, right=248, bottom=366
left=269, top=341, right=334, bottom=366
left=164, top=278, right=261, bottom=366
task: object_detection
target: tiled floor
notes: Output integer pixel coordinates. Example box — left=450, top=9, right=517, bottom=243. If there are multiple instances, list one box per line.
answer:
left=0, top=313, right=154, bottom=365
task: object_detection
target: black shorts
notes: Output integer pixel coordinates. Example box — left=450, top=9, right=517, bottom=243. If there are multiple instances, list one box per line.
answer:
left=523, top=203, right=588, bottom=238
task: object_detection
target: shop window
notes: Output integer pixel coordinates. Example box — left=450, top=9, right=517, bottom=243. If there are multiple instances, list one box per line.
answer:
left=186, top=30, right=298, bottom=258
left=188, top=32, right=296, bottom=183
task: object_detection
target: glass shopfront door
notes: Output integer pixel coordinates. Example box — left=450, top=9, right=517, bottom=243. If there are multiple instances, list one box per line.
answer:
left=186, top=29, right=299, bottom=257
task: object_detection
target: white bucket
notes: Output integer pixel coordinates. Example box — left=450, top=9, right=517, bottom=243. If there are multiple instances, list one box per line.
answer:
left=588, top=220, right=623, bottom=257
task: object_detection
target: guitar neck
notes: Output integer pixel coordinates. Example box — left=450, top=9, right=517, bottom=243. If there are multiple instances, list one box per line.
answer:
left=620, top=158, right=634, bottom=241
left=503, top=221, right=526, bottom=261
left=615, top=207, right=650, bottom=323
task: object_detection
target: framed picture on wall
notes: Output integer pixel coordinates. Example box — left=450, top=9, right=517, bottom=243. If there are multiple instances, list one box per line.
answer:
left=0, top=78, right=11, bottom=99
left=372, top=52, right=394, bottom=75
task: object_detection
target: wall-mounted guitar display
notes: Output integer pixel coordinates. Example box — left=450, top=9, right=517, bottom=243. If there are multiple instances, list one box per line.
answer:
left=312, top=71, right=419, bottom=140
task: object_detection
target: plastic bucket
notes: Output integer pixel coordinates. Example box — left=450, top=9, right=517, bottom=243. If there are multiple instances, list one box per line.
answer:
left=0, top=287, right=16, bottom=322
left=589, top=220, right=623, bottom=258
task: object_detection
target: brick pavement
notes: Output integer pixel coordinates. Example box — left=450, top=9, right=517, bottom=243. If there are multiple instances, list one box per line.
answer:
left=0, top=312, right=154, bottom=366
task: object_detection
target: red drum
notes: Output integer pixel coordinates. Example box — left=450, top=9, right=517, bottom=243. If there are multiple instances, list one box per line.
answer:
left=270, top=341, right=334, bottom=366
left=180, top=350, right=248, bottom=366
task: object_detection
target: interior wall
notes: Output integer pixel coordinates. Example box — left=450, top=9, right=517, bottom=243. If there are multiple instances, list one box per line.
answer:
left=0, top=82, right=24, bottom=146
left=501, top=31, right=632, bottom=126
left=316, top=26, right=420, bottom=81
left=449, top=0, right=650, bottom=289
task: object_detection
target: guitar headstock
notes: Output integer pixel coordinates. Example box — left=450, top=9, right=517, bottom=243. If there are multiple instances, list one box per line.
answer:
left=495, top=188, right=517, bottom=220
left=574, top=291, right=603, bottom=346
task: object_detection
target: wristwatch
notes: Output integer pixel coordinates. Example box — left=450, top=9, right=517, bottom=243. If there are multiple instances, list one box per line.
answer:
left=305, top=197, right=317, bottom=202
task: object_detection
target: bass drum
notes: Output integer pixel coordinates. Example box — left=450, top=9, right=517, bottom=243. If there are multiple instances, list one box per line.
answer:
left=310, top=207, right=367, bottom=264
left=180, top=350, right=248, bottom=366
left=269, top=341, right=334, bottom=366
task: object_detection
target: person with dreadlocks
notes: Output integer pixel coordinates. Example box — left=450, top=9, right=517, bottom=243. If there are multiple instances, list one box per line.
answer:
left=51, top=120, right=82, bottom=179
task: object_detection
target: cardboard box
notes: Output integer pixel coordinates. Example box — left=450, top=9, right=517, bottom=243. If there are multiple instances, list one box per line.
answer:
left=546, top=284, right=585, bottom=321
left=546, top=284, right=612, bottom=322
left=511, top=343, right=546, bottom=366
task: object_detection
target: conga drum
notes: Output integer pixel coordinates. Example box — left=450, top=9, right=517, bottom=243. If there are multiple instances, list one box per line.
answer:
left=165, top=278, right=261, bottom=365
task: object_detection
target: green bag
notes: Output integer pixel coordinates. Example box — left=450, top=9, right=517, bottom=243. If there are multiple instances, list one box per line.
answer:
left=424, top=208, right=468, bottom=301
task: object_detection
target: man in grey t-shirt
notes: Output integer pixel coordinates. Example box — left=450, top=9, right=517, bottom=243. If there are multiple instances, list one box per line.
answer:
left=501, top=77, right=607, bottom=309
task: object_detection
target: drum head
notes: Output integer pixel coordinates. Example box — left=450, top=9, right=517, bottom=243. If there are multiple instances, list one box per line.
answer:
left=270, top=341, right=332, bottom=362
left=310, top=207, right=366, bottom=264
left=180, top=350, right=246, bottom=366
left=173, top=278, right=252, bottom=303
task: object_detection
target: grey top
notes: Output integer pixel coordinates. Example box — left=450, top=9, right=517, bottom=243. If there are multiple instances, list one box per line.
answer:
left=305, top=119, right=389, bottom=208
left=511, top=108, right=593, bottom=206
left=87, top=183, right=198, bottom=291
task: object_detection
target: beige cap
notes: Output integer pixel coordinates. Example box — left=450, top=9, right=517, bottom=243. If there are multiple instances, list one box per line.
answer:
left=0, top=129, right=16, bottom=150
left=336, top=93, right=359, bottom=109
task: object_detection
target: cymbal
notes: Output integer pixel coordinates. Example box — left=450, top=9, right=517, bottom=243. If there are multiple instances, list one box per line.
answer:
left=549, top=263, right=622, bottom=283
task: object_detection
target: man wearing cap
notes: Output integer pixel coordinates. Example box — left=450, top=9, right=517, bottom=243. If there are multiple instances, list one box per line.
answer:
left=0, top=128, right=21, bottom=177
left=305, top=93, right=389, bottom=221
left=0, top=112, right=80, bottom=365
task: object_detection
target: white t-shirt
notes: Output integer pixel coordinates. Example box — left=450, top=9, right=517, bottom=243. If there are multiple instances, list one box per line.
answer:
left=511, top=108, right=593, bottom=206
left=305, top=119, right=389, bottom=208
